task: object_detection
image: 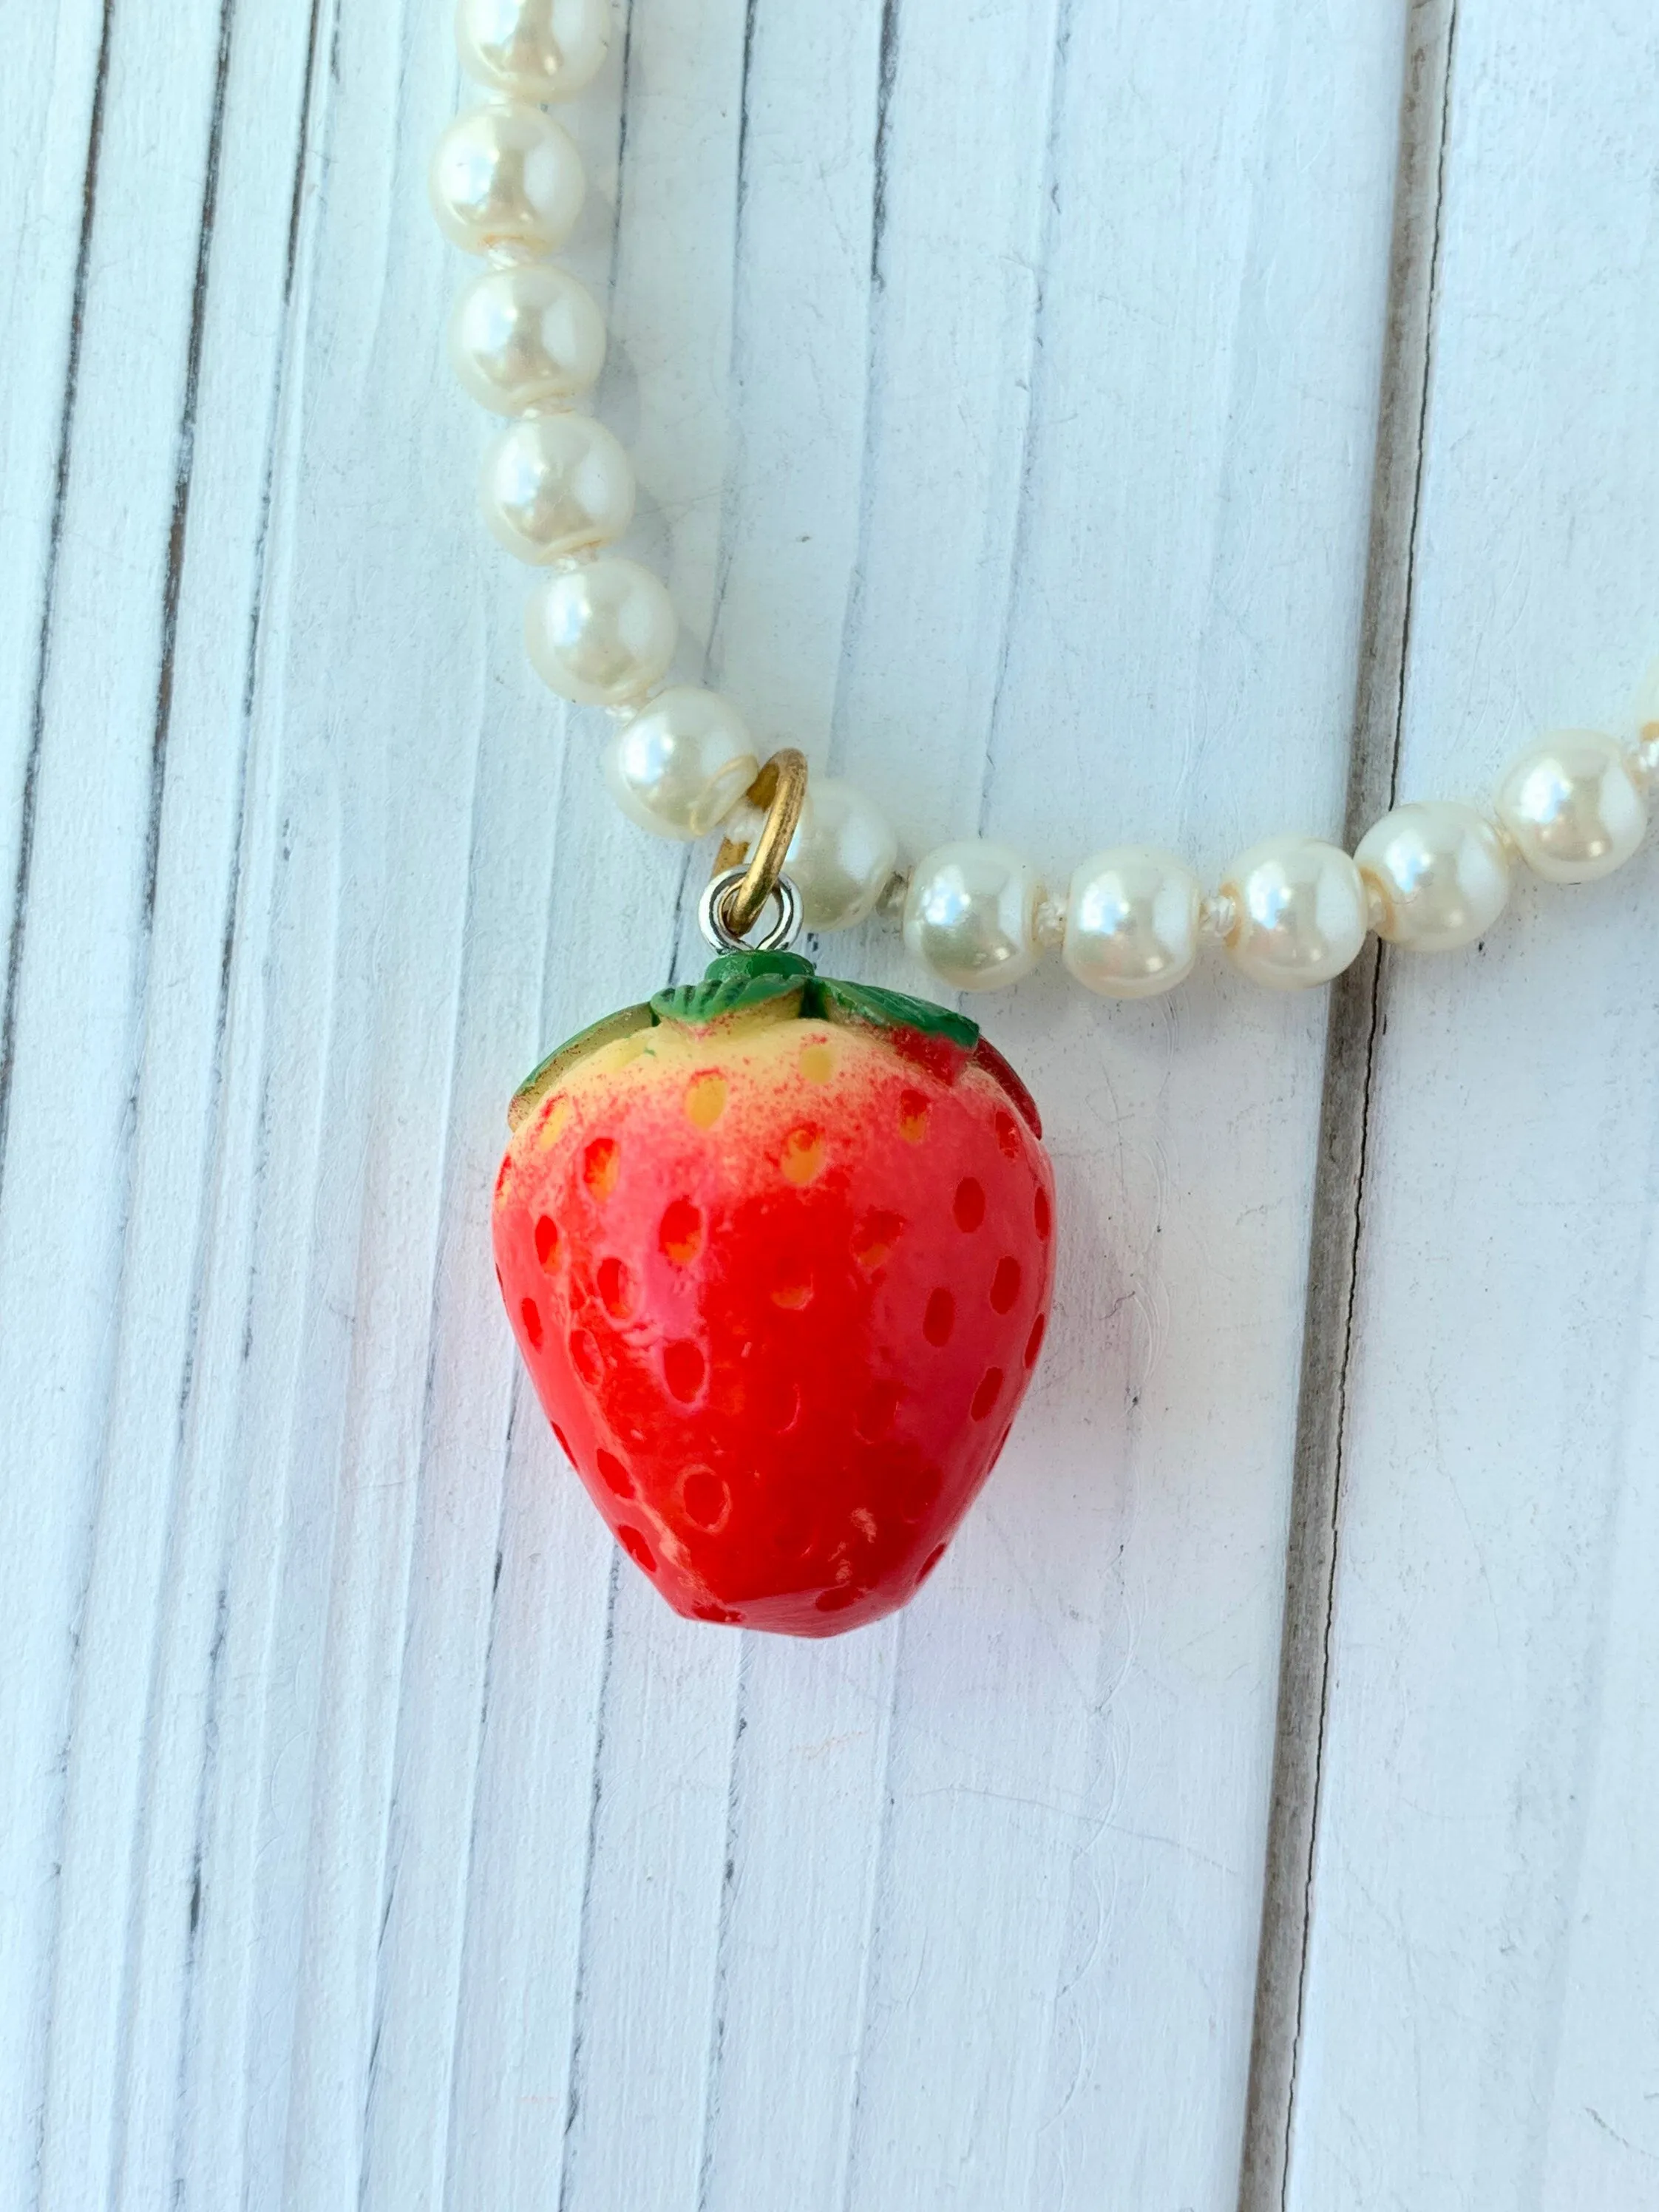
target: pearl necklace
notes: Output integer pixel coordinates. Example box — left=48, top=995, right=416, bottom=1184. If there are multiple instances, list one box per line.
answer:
left=433, top=0, right=1657, bottom=997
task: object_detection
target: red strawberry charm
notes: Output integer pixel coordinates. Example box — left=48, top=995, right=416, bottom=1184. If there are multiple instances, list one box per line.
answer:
left=492, top=949, right=1055, bottom=1636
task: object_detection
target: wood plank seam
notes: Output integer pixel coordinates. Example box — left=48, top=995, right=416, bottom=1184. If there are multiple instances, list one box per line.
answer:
left=554, top=1550, right=622, bottom=2212
left=978, top=0, right=1068, bottom=839
left=0, top=0, right=117, bottom=1195
left=869, top=0, right=901, bottom=291
left=438, top=1457, right=512, bottom=2205
left=1236, top=3, right=1461, bottom=2207
left=821, top=0, right=906, bottom=804
left=707, top=0, right=762, bottom=651
left=143, top=0, right=240, bottom=926
left=832, top=1621, right=906, bottom=2212
left=692, top=1640, right=753, bottom=2212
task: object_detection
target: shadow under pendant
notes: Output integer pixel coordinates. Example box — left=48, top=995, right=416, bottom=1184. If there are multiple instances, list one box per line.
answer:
left=492, top=949, right=1055, bottom=1636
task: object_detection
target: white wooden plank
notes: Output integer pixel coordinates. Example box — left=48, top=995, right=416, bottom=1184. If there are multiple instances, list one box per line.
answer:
left=825, top=4, right=1410, bottom=2206
left=472, top=11, right=759, bottom=2212
left=183, top=1, right=558, bottom=2196
left=166, top=0, right=738, bottom=2200
left=1285, top=2, right=1659, bottom=2205
left=691, top=0, right=1045, bottom=2196
left=270, top=1, right=520, bottom=2190
left=0, top=0, right=104, bottom=2179
left=0, top=4, right=290, bottom=2204
left=38, top=1, right=331, bottom=2198
left=1535, top=1234, right=1659, bottom=2204
left=630, top=0, right=1411, bottom=2200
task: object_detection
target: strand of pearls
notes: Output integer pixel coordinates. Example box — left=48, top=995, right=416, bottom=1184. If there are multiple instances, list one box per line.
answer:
left=435, top=1, right=1657, bottom=995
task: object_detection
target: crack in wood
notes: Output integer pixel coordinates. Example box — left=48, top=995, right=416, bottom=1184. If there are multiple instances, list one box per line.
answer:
left=869, top=0, right=901, bottom=291
left=692, top=1655, right=752, bottom=2212
left=555, top=1550, right=622, bottom=2212
left=0, top=0, right=117, bottom=1202
left=977, top=0, right=1071, bottom=841
left=1236, top=4, right=1462, bottom=2208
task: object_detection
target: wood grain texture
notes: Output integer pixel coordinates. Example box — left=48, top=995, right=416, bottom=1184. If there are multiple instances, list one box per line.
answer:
left=1, top=1, right=1653, bottom=2209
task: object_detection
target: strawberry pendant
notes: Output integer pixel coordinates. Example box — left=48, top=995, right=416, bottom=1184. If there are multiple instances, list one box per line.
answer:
left=492, top=949, right=1055, bottom=1636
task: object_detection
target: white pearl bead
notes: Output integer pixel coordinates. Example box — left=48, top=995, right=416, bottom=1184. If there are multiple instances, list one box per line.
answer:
left=1062, top=846, right=1201, bottom=997
left=480, top=415, right=634, bottom=563
left=1220, top=835, right=1368, bottom=990
left=1354, top=800, right=1510, bottom=950
left=429, top=103, right=585, bottom=255
left=603, top=688, right=758, bottom=838
left=524, top=558, right=676, bottom=707
left=779, top=779, right=899, bottom=931
left=449, top=263, right=605, bottom=415
left=457, top=0, right=609, bottom=101
left=1494, top=730, right=1648, bottom=883
left=903, top=840, right=1044, bottom=992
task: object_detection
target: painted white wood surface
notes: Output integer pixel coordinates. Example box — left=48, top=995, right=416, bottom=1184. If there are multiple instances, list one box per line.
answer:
left=1284, top=4, right=1659, bottom=2208
left=1, top=5, right=1654, bottom=2211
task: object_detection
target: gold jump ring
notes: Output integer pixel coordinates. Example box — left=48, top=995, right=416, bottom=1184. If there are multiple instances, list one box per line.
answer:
left=712, top=748, right=809, bottom=938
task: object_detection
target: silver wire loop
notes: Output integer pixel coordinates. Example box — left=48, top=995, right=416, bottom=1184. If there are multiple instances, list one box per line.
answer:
left=698, top=866, right=804, bottom=954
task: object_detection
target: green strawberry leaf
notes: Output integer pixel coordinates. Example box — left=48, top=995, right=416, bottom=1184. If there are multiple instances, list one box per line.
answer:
left=705, top=950, right=817, bottom=985
left=815, top=976, right=980, bottom=1053
left=651, top=949, right=814, bottom=1029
